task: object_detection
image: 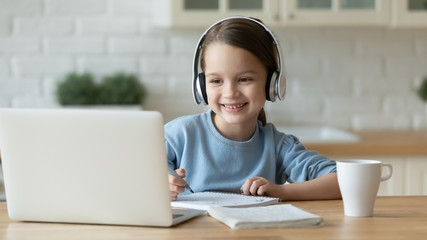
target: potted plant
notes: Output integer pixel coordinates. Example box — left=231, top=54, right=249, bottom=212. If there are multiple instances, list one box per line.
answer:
left=97, top=72, right=147, bottom=107
left=56, top=72, right=98, bottom=105
left=417, top=76, right=427, bottom=102
left=56, top=72, right=147, bottom=109
left=416, top=76, right=427, bottom=129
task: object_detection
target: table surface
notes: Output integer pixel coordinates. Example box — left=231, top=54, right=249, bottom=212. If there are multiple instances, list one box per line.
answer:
left=0, top=196, right=426, bottom=240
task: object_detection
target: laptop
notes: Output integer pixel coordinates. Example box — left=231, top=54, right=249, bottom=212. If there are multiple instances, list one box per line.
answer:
left=0, top=108, right=204, bottom=227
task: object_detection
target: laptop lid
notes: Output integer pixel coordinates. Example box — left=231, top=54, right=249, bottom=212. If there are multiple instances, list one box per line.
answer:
left=0, top=108, right=186, bottom=227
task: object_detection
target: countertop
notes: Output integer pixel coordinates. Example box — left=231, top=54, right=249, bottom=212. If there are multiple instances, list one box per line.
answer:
left=1, top=131, right=426, bottom=162
left=305, top=130, right=427, bottom=156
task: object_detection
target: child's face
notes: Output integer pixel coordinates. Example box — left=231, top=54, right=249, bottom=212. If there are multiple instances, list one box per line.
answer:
left=204, top=43, right=267, bottom=128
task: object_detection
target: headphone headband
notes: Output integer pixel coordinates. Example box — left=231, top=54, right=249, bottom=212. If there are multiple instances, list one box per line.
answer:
left=192, top=16, right=286, bottom=105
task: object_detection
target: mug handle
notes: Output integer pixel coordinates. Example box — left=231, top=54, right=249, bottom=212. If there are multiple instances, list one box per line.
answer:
left=381, top=163, right=393, bottom=181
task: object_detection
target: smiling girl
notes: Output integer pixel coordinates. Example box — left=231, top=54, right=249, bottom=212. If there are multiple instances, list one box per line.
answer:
left=166, top=17, right=341, bottom=201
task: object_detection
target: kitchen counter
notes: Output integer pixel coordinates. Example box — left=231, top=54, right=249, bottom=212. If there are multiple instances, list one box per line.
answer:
left=305, top=130, right=427, bottom=156
left=1, top=131, right=426, bottom=161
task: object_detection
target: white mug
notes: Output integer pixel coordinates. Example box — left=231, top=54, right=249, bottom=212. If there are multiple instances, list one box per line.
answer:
left=336, top=160, right=392, bottom=217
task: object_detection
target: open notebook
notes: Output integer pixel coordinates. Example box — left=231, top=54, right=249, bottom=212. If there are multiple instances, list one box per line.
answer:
left=171, top=191, right=280, bottom=210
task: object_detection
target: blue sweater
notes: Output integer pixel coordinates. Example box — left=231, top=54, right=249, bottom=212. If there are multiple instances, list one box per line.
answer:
left=164, top=110, right=336, bottom=194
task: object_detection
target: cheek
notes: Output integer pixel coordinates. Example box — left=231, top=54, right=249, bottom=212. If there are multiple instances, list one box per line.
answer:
left=205, top=87, right=217, bottom=102
left=247, top=85, right=266, bottom=100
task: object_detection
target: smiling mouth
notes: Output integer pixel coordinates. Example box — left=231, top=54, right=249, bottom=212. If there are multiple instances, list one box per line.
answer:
left=222, top=103, right=247, bottom=109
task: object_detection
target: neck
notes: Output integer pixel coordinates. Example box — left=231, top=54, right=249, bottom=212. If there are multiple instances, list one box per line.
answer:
left=211, top=112, right=257, bottom=142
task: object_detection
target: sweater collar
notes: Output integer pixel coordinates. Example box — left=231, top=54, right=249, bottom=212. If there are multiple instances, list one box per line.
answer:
left=205, top=110, right=261, bottom=148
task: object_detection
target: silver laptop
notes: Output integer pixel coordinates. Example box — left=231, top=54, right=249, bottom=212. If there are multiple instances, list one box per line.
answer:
left=0, top=108, right=203, bottom=227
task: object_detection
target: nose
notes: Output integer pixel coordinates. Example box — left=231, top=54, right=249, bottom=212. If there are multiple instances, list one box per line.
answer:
left=223, top=81, right=240, bottom=98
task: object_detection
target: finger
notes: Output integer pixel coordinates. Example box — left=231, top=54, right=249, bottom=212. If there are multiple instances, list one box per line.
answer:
left=256, top=185, right=267, bottom=196
left=242, top=177, right=264, bottom=195
left=175, top=168, right=186, bottom=178
left=241, top=178, right=255, bottom=195
left=170, top=192, right=178, bottom=201
left=168, top=174, right=187, bottom=187
left=249, top=179, right=266, bottom=196
left=169, top=184, right=185, bottom=193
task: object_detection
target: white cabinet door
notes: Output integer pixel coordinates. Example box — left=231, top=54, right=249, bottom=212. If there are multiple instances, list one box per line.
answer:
left=153, top=0, right=279, bottom=28
left=391, top=0, right=427, bottom=27
left=375, top=157, right=406, bottom=196
left=153, top=0, right=427, bottom=28
left=405, top=157, right=427, bottom=195
left=280, top=0, right=390, bottom=26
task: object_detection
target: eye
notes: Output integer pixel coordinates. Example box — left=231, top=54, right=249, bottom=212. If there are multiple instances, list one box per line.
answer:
left=208, top=79, right=222, bottom=84
left=239, top=77, right=252, bottom=82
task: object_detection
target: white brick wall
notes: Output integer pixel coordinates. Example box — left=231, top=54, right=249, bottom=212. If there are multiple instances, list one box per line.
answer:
left=45, top=0, right=107, bottom=16
left=14, top=17, right=75, bottom=35
left=0, top=0, right=43, bottom=15
left=0, top=37, right=40, bottom=54
left=0, top=59, right=10, bottom=77
left=77, top=57, right=138, bottom=75
left=109, top=36, right=167, bottom=54
left=0, top=16, right=11, bottom=36
left=110, top=0, right=153, bottom=15
left=45, top=37, right=105, bottom=54
left=0, top=0, right=426, bottom=130
left=78, top=17, right=139, bottom=35
left=11, top=57, right=74, bottom=78
left=0, top=78, right=41, bottom=101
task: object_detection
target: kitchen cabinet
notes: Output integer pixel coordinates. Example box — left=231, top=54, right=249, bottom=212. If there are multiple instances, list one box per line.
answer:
left=306, top=131, right=427, bottom=196
left=153, top=0, right=278, bottom=27
left=153, top=0, right=426, bottom=28
left=280, top=0, right=390, bottom=26
left=392, top=0, right=427, bottom=27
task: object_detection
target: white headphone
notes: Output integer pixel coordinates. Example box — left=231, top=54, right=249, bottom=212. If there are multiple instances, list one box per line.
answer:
left=192, top=16, right=286, bottom=105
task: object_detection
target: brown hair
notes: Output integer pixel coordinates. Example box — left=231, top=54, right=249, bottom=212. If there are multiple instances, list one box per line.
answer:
left=200, top=17, right=278, bottom=126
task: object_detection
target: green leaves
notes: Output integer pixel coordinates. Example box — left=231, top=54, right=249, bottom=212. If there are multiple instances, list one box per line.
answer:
left=56, top=72, right=98, bottom=105
left=97, top=72, right=147, bottom=105
left=56, top=72, right=147, bottom=106
left=417, top=77, right=427, bottom=102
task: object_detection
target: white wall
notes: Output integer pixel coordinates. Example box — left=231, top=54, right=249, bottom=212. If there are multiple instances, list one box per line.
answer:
left=0, top=0, right=426, bottom=130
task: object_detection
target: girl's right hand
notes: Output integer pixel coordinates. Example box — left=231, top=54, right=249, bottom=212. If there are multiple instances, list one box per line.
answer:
left=168, top=168, right=188, bottom=201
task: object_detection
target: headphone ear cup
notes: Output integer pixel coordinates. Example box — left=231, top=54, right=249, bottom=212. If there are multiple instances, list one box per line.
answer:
left=265, top=71, right=272, bottom=101
left=278, top=75, right=286, bottom=101
left=267, top=70, right=282, bottom=102
left=194, top=73, right=207, bottom=105
left=193, top=75, right=202, bottom=105
left=265, top=71, right=276, bottom=102
left=198, top=73, right=208, bottom=105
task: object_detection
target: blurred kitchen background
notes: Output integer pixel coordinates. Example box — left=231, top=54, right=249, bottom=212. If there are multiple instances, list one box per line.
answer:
left=0, top=0, right=426, bottom=130
left=1, top=0, right=427, bottom=197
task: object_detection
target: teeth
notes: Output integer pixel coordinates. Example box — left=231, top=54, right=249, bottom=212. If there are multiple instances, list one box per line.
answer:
left=224, top=104, right=245, bottom=109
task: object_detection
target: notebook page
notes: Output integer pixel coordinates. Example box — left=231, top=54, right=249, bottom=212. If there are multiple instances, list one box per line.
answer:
left=171, top=191, right=279, bottom=210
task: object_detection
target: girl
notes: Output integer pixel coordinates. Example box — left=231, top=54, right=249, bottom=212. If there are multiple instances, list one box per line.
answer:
left=166, top=17, right=341, bottom=201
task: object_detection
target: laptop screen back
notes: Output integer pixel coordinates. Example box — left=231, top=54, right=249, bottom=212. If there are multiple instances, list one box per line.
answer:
left=0, top=109, right=173, bottom=226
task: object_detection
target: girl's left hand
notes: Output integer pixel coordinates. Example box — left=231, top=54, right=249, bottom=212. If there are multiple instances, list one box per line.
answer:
left=241, top=177, right=282, bottom=197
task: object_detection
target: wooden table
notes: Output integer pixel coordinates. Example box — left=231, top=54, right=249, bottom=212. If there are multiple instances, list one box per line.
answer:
left=0, top=196, right=426, bottom=240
